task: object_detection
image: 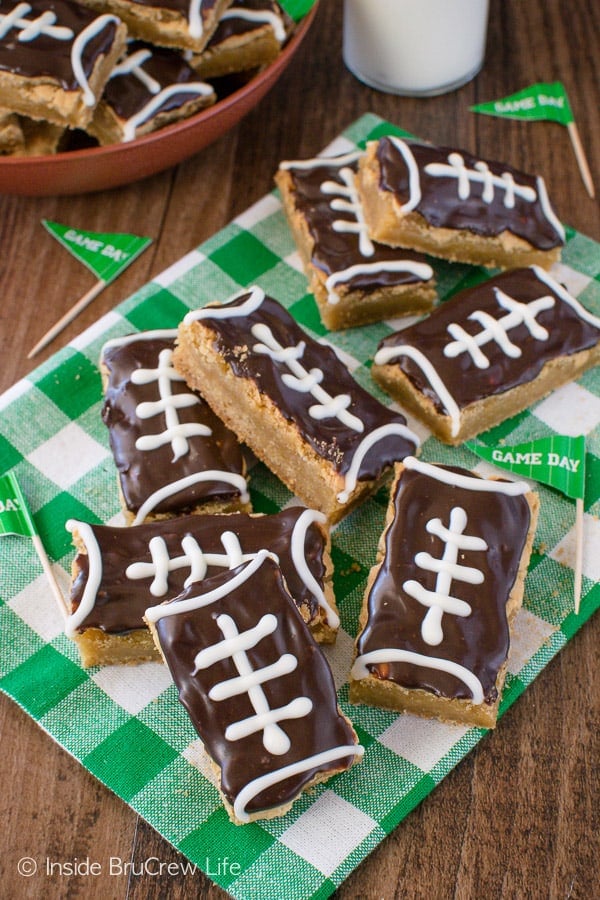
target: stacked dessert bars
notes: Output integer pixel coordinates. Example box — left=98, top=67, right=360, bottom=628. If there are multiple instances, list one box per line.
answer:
left=63, top=130, right=600, bottom=823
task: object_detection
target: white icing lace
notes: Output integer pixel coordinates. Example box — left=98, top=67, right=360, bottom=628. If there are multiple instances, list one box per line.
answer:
left=321, top=164, right=375, bottom=258
left=132, top=347, right=211, bottom=460
left=193, top=611, right=313, bottom=755
left=251, top=322, right=365, bottom=432
left=403, top=506, right=487, bottom=646
left=424, top=152, right=537, bottom=208
left=0, top=3, right=72, bottom=41
left=125, top=530, right=256, bottom=597
left=444, top=288, right=555, bottom=369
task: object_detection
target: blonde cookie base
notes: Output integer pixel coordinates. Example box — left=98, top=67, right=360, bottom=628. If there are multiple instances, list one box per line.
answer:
left=77, top=0, right=231, bottom=52
left=372, top=345, right=600, bottom=446
left=192, top=29, right=281, bottom=79
left=72, top=625, right=160, bottom=668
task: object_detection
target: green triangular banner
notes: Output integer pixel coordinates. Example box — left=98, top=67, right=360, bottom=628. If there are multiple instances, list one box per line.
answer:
left=280, top=0, right=317, bottom=22
left=471, top=82, right=574, bottom=126
left=467, top=435, right=586, bottom=500
left=43, top=220, right=152, bottom=284
left=0, top=471, right=38, bottom=538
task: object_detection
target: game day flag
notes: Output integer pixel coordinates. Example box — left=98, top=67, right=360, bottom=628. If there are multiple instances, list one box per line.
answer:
left=466, top=434, right=585, bottom=500
left=28, top=222, right=152, bottom=358
left=280, top=0, right=317, bottom=21
left=471, top=81, right=574, bottom=126
left=0, top=471, right=68, bottom=619
left=471, top=82, right=595, bottom=198
left=468, top=435, right=586, bottom=612
left=0, top=470, right=37, bottom=538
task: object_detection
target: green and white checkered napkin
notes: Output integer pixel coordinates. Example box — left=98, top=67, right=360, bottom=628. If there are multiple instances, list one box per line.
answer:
left=1, top=115, right=599, bottom=899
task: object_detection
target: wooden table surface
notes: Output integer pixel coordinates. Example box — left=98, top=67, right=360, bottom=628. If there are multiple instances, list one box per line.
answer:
left=1, top=1, right=599, bottom=897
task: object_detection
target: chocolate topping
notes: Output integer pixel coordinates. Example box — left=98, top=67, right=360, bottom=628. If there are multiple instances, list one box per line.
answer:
left=377, top=268, right=600, bottom=414
left=198, top=292, right=418, bottom=479
left=0, top=0, right=118, bottom=89
left=103, top=41, right=212, bottom=120
left=285, top=155, right=432, bottom=293
left=70, top=509, right=328, bottom=634
left=376, top=137, right=564, bottom=250
left=101, top=334, right=245, bottom=516
left=356, top=464, right=531, bottom=703
left=153, top=555, right=357, bottom=816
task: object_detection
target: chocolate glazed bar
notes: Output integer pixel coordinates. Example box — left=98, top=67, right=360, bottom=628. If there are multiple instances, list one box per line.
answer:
left=89, top=41, right=215, bottom=144
left=66, top=507, right=338, bottom=667
left=0, top=0, right=127, bottom=128
left=174, top=286, right=420, bottom=522
left=145, top=552, right=363, bottom=823
left=350, top=458, right=539, bottom=728
left=191, top=0, right=293, bottom=79
left=357, top=136, right=565, bottom=269
left=77, top=0, right=230, bottom=52
left=372, top=266, right=600, bottom=445
left=275, top=150, right=436, bottom=329
left=100, top=330, right=249, bottom=524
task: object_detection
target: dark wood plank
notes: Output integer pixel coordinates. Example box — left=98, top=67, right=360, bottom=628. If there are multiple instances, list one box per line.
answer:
left=0, top=0, right=598, bottom=897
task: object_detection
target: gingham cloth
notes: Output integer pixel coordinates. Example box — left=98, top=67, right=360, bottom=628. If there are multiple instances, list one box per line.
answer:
left=1, top=115, right=599, bottom=899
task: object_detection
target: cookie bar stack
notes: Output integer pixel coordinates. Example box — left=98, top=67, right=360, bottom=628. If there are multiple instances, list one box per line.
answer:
left=0, top=0, right=294, bottom=155
left=273, top=133, right=599, bottom=731
left=60, top=125, right=600, bottom=824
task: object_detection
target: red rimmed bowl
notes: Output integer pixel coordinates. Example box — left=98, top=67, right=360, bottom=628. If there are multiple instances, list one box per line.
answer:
left=0, top=4, right=318, bottom=196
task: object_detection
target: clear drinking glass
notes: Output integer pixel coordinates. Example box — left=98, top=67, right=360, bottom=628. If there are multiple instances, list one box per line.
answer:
left=343, top=0, right=490, bottom=97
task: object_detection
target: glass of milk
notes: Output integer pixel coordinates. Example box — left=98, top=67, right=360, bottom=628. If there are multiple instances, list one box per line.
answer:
left=343, top=0, right=490, bottom=96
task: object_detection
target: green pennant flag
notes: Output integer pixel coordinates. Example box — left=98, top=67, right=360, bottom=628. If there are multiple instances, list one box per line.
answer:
left=471, top=82, right=574, bottom=126
left=280, top=0, right=317, bottom=21
left=466, top=435, right=586, bottom=500
left=0, top=471, right=38, bottom=538
left=42, top=220, right=152, bottom=285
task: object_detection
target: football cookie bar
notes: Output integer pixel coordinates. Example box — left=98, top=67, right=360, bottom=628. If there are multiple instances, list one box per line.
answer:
left=145, top=551, right=363, bottom=823
left=174, top=286, right=420, bottom=523
left=89, top=41, right=215, bottom=143
left=0, top=0, right=127, bottom=129
left=192, top=0, right=293, bottom=79
left=275, top=151, right=436, bottom=330
left=100, top=330, right=249, bottom=524
left=77, top=0, right=232, bottom=52
left=372, top=267, right=600, bottom=445
left=357, top=136, right=565, bottom=269
left=350, top=458, right=539, bottom=729
left=65, top=506, right=337, bottom=666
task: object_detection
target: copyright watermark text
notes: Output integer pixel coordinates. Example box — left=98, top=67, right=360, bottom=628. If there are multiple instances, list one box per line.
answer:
left=16, top=855, right=238, bottom=878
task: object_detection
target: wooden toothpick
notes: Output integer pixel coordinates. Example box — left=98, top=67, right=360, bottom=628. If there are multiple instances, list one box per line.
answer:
left=567, top=121, right=596, bottom=199
left=28, top=280, right=106, bottom=358
left=573, top=497, right=584, bottom=615
left=32, top=533, right=70, bottom=623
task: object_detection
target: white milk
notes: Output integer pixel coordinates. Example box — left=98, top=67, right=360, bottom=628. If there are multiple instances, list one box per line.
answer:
left=343, top=0, right=490, bottom=96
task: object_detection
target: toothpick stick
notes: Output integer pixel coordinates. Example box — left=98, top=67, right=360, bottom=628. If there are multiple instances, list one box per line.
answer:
left=573, top=497, right=584, bottom=615
left=32, top=533, right=69, bottom=622
left=28, top=279, right=107, bottom=359
left=567, top=121, right=596, bottom=199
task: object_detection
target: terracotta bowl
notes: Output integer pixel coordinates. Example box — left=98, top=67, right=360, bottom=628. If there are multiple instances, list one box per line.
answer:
left=0, top=4, right=318, bottom=196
